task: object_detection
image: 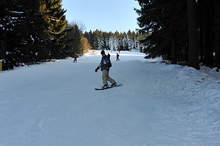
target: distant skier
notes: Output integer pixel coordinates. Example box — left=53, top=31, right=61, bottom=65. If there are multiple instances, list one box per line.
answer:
left=73, top=53, right=78, bottom=63
left=116, top=53, right=120, bottom=61
left=95, top=50, right=117, bottom=89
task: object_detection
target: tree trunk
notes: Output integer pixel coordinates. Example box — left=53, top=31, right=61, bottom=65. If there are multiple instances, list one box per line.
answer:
left=203, top=0, right=214, bottom=67
left=215, top=0, right=220, bottom=68
left=171, top=38, right=177, bottom=64
left=187, top=0, right=200, bottom=69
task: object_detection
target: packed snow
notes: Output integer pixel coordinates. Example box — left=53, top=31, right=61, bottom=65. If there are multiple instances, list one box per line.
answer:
left=0, top=51, right=220, bottom=146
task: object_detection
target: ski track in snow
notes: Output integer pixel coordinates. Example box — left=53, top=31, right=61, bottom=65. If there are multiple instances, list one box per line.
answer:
left=0, top=51, right=220, bottom=146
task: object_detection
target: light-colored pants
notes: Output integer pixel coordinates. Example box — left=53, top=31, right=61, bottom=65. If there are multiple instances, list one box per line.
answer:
left=102, top=69, right=115, bottom=85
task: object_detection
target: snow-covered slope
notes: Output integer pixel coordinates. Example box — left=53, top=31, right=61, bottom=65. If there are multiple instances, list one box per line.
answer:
left=0, top=51, right=220, bottom=146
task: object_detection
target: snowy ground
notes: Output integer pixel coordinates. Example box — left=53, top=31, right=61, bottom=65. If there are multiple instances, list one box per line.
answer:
left=0, top=50, right=220, bottom=146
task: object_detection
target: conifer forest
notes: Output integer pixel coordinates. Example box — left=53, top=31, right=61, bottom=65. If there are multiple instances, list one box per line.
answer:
left=1, top=0, right=220, bottom=70
left=135, top=0, right=220, bottom=69
left=0, top=0, right=91, bottom=70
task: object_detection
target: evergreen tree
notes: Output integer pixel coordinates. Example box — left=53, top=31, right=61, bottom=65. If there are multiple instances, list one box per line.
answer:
left=0, top=0, right=45, bottom=68
left=84, top=30, right=146, bottom=51
left=19, top=0, right=45, bottom=63
left=187, top=0, right=200, bottom=69
left=0, top=0, right=24, bottom=68
left=39, top=0, right=67, bottom=59
left=72, top=25, right=81, bottom=54
left=198, top=0, right=215, bottom=67
left=66, top=22, right=91, bottom=55
left=0, top=0, right=8, bottom=61
left=215, top=0, right=220, bottom=68
left=135, top=0, right=220, bottom=69
left=65, top=22, right=75, bottom=55
left=122, top=32, right=129, bottom=51
left=135, top=0, right=187, bottom=62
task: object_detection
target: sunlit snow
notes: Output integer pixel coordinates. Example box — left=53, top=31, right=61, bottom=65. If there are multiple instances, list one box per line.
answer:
left=0, top=51, right=220, bottom=146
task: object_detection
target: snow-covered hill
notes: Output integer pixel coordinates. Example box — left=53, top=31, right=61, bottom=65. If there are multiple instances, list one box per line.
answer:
left=0, top=51, right=220, bottom=146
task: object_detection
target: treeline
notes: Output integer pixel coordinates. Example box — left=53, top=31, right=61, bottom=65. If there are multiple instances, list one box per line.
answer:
left=135, top=0, right=220, bottom=69
left=84, top=29, right=148, bottom=51
left=66, top=22, right=91, bottom=56
left=0, top=0, right=90, bottom=70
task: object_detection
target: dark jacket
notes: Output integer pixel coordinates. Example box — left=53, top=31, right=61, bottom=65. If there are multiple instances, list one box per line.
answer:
left=98, top=54, right=112, bottom=71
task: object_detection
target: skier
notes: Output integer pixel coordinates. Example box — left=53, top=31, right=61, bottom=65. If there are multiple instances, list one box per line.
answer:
left=95, top=50, right=117, bottom=89
left=73, top=53, right=78, bottom=63
left=116, top=53, right=120, bottom=61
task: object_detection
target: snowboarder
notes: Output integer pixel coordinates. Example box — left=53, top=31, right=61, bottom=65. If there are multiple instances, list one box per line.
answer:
left=73, top=53, right=78, bottom=63
left=95, top=50, right=117, bottom=89
left=116, top=53, right=120, bottom=61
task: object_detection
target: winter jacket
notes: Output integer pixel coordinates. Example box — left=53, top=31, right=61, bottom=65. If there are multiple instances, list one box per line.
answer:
left=98, top=54, right=112, bottom=71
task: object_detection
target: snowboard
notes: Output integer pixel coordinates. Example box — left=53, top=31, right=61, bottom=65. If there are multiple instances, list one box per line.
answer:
left=95, top=83, right=122, bottom=90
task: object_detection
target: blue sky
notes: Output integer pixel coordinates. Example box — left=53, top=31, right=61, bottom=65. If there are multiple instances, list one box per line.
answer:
left=61, top=0, right=140, bottom=32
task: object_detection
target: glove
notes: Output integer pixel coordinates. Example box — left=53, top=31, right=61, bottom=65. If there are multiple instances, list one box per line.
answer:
left=95, top=67, right=100, bottom=72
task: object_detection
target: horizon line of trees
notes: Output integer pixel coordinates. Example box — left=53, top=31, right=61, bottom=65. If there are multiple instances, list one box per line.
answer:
left=84, top=29, right=148, bottom=52
left=135, top=0, right=220, bottom=69
left=0, top=0, right=90, bottom=70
